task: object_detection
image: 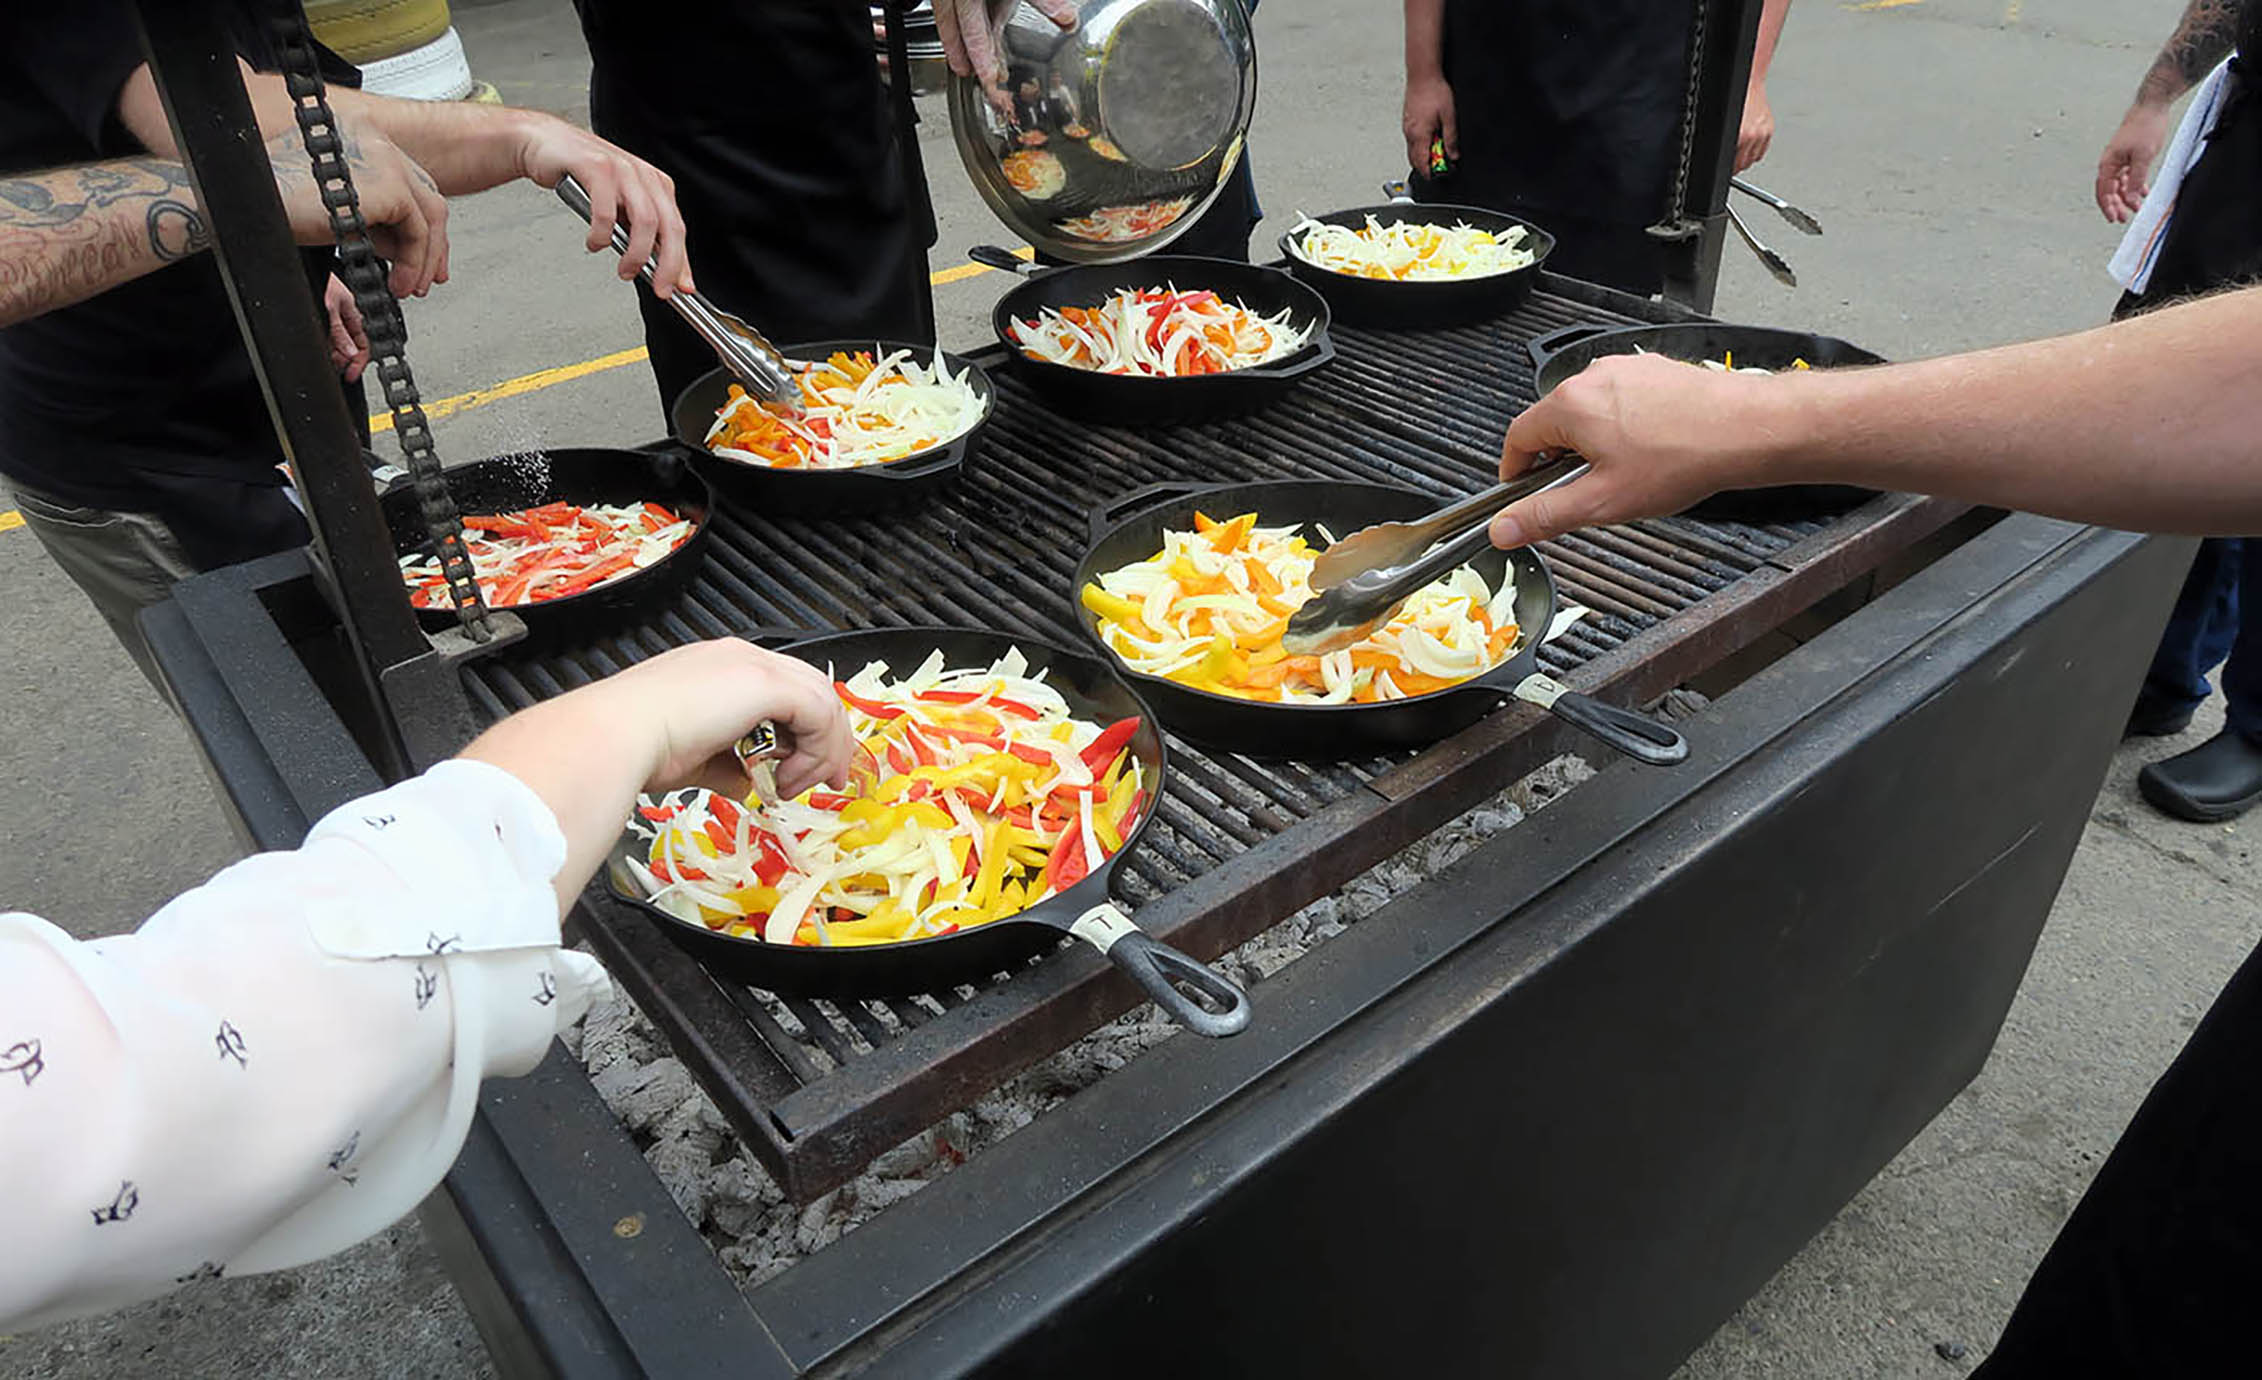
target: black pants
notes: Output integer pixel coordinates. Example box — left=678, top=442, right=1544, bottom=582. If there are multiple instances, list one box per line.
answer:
left=1974, top=937, right=2262, bottom=1375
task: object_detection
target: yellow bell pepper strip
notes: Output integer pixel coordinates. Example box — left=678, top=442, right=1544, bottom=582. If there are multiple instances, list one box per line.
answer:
left=1081, top=583, right=1146, bottom=628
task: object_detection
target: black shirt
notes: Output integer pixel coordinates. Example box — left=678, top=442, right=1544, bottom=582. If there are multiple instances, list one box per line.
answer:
left=1411, top=0, right=1694, bottom=229
left=0, top=3, right=348, bottom=564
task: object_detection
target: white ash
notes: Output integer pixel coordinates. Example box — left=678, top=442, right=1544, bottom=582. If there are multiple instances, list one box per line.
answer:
left=575, top=746, right=1614, bottom=1290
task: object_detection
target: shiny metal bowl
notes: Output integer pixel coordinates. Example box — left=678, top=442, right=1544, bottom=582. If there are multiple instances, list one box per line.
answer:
left=947, top=0, right=1256, bottom=262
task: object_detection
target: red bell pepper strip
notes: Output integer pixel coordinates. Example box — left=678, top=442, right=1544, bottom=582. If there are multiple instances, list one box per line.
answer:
left=835, top=682, right=905, bottom=719
left=1079, top=717, right=1141, bottom=774
left=917, top=689, right=1040, bottom=719
left=637, top=804, right=678, bottom=823
left=1042, top=821, right=1091, bottom=892
left=806, top=791, right=854, bottom=810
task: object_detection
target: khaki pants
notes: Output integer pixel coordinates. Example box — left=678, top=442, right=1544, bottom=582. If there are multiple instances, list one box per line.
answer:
left=7, top=481, right=199, bottom=693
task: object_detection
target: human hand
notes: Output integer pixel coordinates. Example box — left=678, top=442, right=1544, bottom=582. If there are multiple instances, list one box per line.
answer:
left=2097, top=102, right=2171, bottom=223
left=266, top=125, right=448, bottom=299
left=1489, top=355, right=1795, bottom=548
left=322, top=274, right=370, bottom=382
left=1735, top=83, right=1774, bottom=173
left=512, top=114, right=693, bottom=298
left=1402, top=74, right=1458, bottom=174
left=934, top=0, right=1078, bottom=99
left=596, top=639, right=853, bottom=801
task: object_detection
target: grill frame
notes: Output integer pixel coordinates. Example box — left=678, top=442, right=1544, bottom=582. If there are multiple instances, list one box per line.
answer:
left=467, top=276, right=1968, bottom=1201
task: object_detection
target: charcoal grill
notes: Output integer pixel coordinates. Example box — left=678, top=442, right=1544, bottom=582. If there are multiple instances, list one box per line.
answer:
left=444, top=274, right=1951, bottom=1202
left=133, top=2, right=2193, bottom=1374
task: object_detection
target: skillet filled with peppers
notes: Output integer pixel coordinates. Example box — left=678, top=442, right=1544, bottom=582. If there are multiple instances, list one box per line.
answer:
left=1073, top=479, right=1687, bottom=762
left=382, top=446, right=712, bottom=640
left=603, top=628, right=1249, bottom=1037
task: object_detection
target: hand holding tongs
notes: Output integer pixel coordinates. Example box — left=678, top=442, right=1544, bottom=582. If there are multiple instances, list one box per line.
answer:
left=554, top=173, right=798, bottom=407
left=1282, top=454, right=1591, bottom=656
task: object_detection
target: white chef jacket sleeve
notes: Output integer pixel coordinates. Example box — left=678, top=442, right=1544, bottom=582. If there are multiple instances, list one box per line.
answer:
left=0, top=759, right=612, bottom=1331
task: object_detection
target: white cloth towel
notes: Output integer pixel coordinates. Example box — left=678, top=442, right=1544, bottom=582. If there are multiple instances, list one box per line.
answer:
left=2110, top=57, right=2239, bottom=294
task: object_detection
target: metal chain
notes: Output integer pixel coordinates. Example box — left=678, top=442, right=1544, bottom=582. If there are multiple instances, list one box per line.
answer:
left=265, top=2, right=493, bottom=640
left=1646, top=0, right=1710, bottom=243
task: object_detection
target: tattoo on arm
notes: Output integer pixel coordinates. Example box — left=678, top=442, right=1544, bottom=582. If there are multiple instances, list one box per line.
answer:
left=0, top=156, right=208, bottom=326
left=2138, top=0, right=2240, bottom=106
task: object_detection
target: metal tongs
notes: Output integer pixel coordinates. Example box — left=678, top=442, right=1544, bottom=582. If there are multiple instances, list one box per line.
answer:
left=554, top=173, right=798, bottom=407
left=733, top=720, right=793, bottom=804
left=1282, top=455, right=1591, bottom=656
left=1730, top=177, right=1823, bottom=236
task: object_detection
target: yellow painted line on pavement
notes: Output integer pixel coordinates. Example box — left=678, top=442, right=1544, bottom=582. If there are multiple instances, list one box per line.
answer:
left=367, top=343, right=650, bottom=433
left=1845, top=0, right=1923, bottom=9
left=2, top=246, right=1036, bottom=529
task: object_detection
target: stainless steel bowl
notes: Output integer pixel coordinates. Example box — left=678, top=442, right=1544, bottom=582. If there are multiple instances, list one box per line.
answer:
left=947, top=0, right=1256, bottom=262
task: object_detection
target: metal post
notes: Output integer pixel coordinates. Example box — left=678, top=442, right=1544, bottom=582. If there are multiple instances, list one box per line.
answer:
left=131, top=1, right=478, bottom=777
left=1659, top=0, right=1765, bottom=311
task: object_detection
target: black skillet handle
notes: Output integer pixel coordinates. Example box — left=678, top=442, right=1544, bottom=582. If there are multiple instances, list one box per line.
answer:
left=969, top=244, right=1039, bottom=277
left=1088, top=480, right=1216, bottom=544
left=1513, top=672, right=1688, bottom=766
left=1236, top=328, right=1337, bottom=381
left=1071, top=904, right=1251, bottom=1038
left=1523, top=323, right=1616, bottom=375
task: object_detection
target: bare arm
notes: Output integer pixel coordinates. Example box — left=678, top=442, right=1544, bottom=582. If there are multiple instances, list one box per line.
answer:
left=458, top=639, right=853, bottom=915
left=2136, top=0, right=2241, bottom=108
left=1492, top=285, right=2262, bottom=546
left=114, top=63, right=690, bottom=294
left=1736, top=0, right=1792, bottom=172
left=2095, top=0, right=2239, bottom=221
left=0, top=158, right=209, bottom=325
left=1402, top=0, right=1456, bottom=170
left=0, top=126, right=446, bottom=327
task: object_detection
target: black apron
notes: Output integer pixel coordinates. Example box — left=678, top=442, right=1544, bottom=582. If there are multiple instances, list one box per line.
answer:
left=570, top=0, right=933, bottom=421
left=1408, top=0, right=1692, bottom=295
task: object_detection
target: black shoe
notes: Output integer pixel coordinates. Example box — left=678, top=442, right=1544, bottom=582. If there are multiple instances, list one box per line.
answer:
left=2125, top=698, right=2197, bottom=738
left=2137, top=729, right=2262, bottom=822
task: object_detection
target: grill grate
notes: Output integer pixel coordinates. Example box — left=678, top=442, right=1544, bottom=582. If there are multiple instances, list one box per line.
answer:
left=464, top=282, right=1893, bottom=1200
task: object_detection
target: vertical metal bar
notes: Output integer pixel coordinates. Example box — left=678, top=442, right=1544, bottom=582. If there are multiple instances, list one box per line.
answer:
left=132, top=2, right=431, bottom=777
left=1660, top=0, right=1765, bottom=311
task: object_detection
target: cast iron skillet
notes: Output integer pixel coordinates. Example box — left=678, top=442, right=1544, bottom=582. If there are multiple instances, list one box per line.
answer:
left=1527, top=321, right=1886, bottom=521
left=381, top=447, right=713, bottom=641
left=1278, top=202, right=1555, bottom=330
left=669, top=339, right=995, bottom=516
left=975, top=246, right=1336, bottom=427
left=1073, top=479, right=1688, bottom=763
left=602, top=627, right=1250, bottom=1038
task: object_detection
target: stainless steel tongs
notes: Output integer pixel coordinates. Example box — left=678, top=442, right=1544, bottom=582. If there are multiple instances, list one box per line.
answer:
left=1282, top=454, right=1591, bottom=656
left=554, top=173, right=798, bottom=407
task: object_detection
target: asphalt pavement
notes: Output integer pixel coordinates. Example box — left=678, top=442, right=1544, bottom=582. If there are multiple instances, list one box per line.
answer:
left=1, top=0, right=2237, bottom=1376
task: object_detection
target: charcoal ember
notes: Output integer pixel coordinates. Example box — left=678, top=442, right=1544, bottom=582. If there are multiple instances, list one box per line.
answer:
left=579, top=994, right=660, bottom=1080
left=795, top=1191, right=845, bottom=1253
left=1650, top=687, right=1712, bottom=722
left=596, top=1057, right=700, bottom=1134
left=845, top=1177, right=926, bottom=1214
left=706, top=1157, right=784, bottom=1238
left=1508, top=753, right=1595, bottom=813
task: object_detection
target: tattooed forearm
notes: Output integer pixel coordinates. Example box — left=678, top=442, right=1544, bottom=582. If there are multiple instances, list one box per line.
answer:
left=2137, top=0, right=2240, bottom=106
left=0, top=156, right=206, bottom=327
